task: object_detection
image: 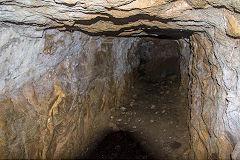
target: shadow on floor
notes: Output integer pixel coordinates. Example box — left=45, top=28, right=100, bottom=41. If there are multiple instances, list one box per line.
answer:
left=84, top=131, right=154, bottom=160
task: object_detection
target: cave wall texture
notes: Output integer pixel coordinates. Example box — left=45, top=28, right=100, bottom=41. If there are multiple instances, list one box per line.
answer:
left=1, top=0, right=240, bottom=159
left=0, top=24, right=140, bottom=159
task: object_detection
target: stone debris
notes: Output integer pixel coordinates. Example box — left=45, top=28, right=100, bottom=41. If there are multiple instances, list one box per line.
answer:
left=130, top=102, right=134, bottom=107
left=162, top=110, right=166, bottom=114
left=120, top=107, right=127, bottom=111
left=117, top=119, right=122, bottom=122
left=151, top=104, right=156, bottom=109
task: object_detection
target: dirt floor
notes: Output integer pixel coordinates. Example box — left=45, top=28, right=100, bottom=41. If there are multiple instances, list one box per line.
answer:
left=88, top=76, right=190, bottom=160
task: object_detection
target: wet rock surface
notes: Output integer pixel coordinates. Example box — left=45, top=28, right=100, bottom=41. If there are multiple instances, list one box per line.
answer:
left=97, top=77, right=190, bottom=159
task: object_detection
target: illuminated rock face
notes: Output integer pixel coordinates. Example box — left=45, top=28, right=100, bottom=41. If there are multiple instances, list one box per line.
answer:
left=0, top=0, right=240, bottom=159
left=0, top=24, right=140, bottom=159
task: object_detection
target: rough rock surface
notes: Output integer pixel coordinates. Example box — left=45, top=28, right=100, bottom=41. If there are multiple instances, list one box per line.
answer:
left=1, top=0, right=240, bottom=159
left=0, top=23, right=140, bottom=159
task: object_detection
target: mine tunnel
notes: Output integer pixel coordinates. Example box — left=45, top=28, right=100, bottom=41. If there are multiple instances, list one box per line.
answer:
left=85, top=38, right=190, bottom=160
left=82, top=37, right=191, bottom=159
left=1, top=1, right=240, bottom=160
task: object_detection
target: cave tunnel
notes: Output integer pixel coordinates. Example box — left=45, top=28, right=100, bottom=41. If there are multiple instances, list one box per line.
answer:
left=81, top=36, right=191, bottom=160
left=0, top=24, right=223, bottom=160
left=85, top=37, right=190, bottom=160
left=1, top=1, right=240, bottom=160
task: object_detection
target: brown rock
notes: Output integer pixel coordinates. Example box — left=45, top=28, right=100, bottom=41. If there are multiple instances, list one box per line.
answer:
left=226, top=15, right=240, bottom=38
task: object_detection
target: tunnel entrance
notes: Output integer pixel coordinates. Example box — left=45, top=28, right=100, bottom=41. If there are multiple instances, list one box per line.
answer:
left=86, top=38, right=190, bottom=159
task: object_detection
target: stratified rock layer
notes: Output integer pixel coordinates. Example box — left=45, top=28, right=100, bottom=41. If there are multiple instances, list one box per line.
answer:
left=1, top=0, right=240, bottom=159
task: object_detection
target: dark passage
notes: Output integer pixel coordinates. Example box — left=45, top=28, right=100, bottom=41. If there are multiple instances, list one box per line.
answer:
left=85, top=38, right=190, bottom=159
left=87, top=131, right=153, bottom=159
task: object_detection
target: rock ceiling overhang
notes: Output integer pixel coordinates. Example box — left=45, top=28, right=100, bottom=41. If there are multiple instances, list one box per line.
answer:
left=0, top=0, right=240, bottom=38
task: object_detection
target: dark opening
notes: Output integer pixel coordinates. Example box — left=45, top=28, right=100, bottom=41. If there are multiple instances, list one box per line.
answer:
left=84, top=37, right=190, bottom=160
left=86, top=131, right=153, bottom=159
left=136, top=38, right=181, bottom=83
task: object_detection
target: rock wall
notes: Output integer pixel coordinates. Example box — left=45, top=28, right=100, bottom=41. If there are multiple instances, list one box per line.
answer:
left=189, top=32, right=240, bottom=159
left=178, top=39, right=191, bottom=89
left=0, top=23, right=140, bottom=159
left=1, top=0, right=240, bottom=159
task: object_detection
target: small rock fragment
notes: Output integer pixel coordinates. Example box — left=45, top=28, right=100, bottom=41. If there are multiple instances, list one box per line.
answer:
left=162, top=110, right=166, bottom=114
left=132, top=126, right=137, bottom=129
left=117, top=118, right=122, bottom=122
left=120, top=106, right=127, bottom=111
left=130, top=102, right=134, bottom=107
left=150, top=120, right=154, bottom=123
left=151, top=104, right=156, bottom=109
left=109, top=122, right=120, bottom=132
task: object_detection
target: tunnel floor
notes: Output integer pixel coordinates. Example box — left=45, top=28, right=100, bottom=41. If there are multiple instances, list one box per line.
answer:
left=88, top=76, right=190, bottom=159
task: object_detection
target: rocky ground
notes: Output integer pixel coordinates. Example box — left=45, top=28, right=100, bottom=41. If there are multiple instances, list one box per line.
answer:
left=88, top=76, right=190, bottom=159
